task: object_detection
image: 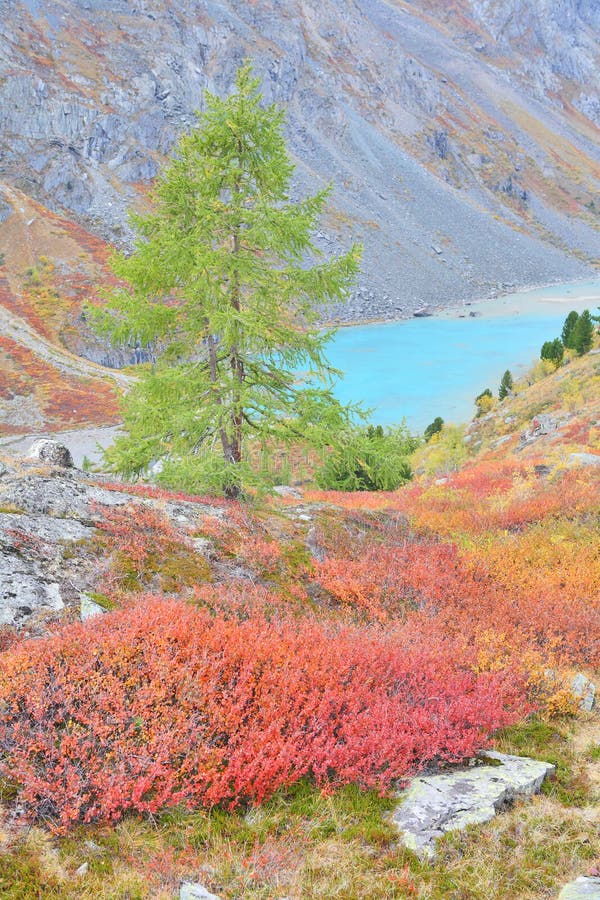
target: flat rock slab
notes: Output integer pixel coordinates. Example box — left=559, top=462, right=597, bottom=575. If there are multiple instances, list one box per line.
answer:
left=558, top=877, right=600, bottom=899
left=180, top=884, right=221, bottom=900
left=392, top=751, right=555, bottom=858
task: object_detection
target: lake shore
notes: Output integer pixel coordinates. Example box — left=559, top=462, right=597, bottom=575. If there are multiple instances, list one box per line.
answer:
left=326, top=275, right=600, bottom=329
left=326, top=276, right=600, bottom=430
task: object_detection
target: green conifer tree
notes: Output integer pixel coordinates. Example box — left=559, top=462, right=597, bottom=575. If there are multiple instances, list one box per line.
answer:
left=93, top=65, right=361, bottom=497
left=498, top=369, right=513, bottom=400
left=561, top=310, right=580, bottom=349
left=540, top=338, right=564, bottom=366
left=571, top=309, right=594, bottom=355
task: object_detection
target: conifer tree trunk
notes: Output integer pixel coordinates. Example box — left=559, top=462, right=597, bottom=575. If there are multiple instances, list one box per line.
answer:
left=226, top=165, right=244, bottom=498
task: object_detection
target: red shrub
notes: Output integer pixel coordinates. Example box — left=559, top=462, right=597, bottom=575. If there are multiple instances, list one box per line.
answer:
left=313, top=541, right=463, bottom=621
left=0, top=599, right=525, bottom=830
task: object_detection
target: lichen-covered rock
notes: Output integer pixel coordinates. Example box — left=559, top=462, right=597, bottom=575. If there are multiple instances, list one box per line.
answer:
left=26, top=439, right=74, bottom=468
left=0, top=472, right=129, bottom=520
left=571, top=673, right=596, bottom=712
left=0, top=550, right=64, bottom=626
left=392, top=751, right=555, bottom=858
left=180, top=884, right=221, bottom=900
left=558, top=876, right=600, bottom=899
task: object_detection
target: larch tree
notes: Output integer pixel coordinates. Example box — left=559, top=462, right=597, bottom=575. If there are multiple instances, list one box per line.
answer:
left=572, top=309, right=594, bottom=355
left=93, top=64, right=361, bottom=497
left=561, top=310, right=580, bottom=349
left=498, top=369, right=513, bottom=400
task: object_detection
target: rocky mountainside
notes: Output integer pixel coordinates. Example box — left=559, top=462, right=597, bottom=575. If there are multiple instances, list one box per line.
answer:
left=0, top=0, right=599, bottom=328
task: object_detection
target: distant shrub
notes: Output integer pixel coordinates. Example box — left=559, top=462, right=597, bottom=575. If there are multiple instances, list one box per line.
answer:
left=316, top=424, right=418, bottom=491
left=475, top=388, right=494, bottom=416
left=424, top=416, right=444, bottom=442
left=420, top=424, right=469, bottom=475
left=529, top=358, right=560, bottom=384
left=0, top=599, right=524, bottom=831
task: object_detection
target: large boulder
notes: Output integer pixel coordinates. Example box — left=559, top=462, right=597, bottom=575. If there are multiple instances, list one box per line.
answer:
left=26, top=439, right=73, bottom=468
left=392, top=751, right=555, bottom=858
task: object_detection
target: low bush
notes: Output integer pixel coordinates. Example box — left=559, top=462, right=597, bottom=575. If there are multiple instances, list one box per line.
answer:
left=0, top=598, right=525, bottom=831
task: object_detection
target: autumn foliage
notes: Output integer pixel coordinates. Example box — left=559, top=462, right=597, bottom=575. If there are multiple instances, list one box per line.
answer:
left=1, top=424, right=599, bottom=833
left=0, top=599, right=525, bottom=831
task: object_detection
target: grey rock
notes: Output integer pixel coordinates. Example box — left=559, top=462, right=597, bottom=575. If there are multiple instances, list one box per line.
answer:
left=392, top=751, right=555, bottom=858
left=0, top=512, right=91, bottom=545
left=80, top=593, right=107, bottom=621
left=0, top=550, right=64, bottom=626
left=558, top=876, right=600, bottom=899
left=26, top=439, right=73, bottom=468
left=0, top=473, right=129, bottom=520
left=180, top=884, right=221, bottom=900
left=568, top=452, right=600, bottom=468
left=571, top=673, right=596, bottom=712
left=74, top=862, right=89, bottom=877
left=519, top=413, right=560, bottom=446
left=272, top=485, right=302, bottom=499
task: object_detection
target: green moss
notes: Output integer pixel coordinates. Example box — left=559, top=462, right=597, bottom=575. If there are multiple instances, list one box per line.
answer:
left=281, top=540, right=314, bottom=575
left=85, top=592, right=116, bottom=611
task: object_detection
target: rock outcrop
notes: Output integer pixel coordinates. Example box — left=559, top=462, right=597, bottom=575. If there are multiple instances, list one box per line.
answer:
left=392, top=751, right=556, bottom=858
left=0, top=442, right=226, bottom=630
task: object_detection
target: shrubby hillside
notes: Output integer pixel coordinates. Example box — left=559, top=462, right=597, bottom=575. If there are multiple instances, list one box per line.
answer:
left=0, top=343, right=598, bottom=898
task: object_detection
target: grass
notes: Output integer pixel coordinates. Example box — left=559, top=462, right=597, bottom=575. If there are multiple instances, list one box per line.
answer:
left=1, top=713, right=598, bottom=899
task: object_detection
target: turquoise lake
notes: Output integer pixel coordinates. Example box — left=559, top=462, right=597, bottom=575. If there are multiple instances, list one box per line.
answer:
left=326, top=279, right=600, bottom=431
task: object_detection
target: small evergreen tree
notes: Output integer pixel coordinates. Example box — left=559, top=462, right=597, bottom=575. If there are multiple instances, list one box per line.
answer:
left=93, top=64, right=361, bottom=497
left=498, top=369, right=513, bottom=400
left=571, top=309, right=594, bottom=355
left=540, top=338, right=564, bottom=366
left=561, top=310, right=580, bottom=349
left=424, top=416, right=444, bottom=442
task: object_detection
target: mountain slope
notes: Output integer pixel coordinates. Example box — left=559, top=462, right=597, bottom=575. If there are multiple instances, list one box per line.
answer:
left=0, top=0, right=599, bottom=327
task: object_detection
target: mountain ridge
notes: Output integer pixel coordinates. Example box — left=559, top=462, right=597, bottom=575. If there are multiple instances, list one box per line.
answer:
left=0, top=0, right=599, bottom=327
